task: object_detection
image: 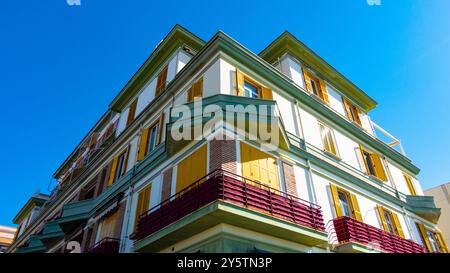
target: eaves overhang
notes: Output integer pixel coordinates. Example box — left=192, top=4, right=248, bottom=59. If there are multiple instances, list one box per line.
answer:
left=13, top=194, right=49, bottom=224
left=109, top=24, right=206, bottom=112
left=259, top=31, right=377, bottom=112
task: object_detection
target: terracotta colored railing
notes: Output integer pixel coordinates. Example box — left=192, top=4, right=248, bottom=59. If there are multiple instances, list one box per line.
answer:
left=133, top=169, right=325, bottom=241
left=87, top=237, right=120, bottom=253
left=332, top=216, right=426, bottom=253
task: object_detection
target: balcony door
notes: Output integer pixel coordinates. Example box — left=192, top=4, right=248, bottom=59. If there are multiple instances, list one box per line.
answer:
left=240, top=142, right=280, bottom=192
left=176, top=144, right=207, bottom=193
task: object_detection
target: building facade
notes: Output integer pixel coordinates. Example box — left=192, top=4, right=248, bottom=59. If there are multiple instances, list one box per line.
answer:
left=425, top=183, right=450, bottom=248
left=0, top=226, right=16, bottom=253
left=7, top=25, right=448, bottom=253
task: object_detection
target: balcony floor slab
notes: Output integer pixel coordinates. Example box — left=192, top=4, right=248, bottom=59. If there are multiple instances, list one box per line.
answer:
left=134, top=200, right=328, bottom=253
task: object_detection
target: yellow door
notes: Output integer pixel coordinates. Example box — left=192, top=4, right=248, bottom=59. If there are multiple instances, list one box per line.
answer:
left=176, top=145, right=207, bottom=193
left=240, top=143, right=280, bottom=191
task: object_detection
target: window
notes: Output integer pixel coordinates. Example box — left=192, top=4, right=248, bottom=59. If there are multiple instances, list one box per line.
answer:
left=97, top=211, right=117, bottom=242
left=240, top=143, right=280, bottom=191
left=155, top=65, right=168, bottom=96
left=338, top=191, right=352, bottom=217
left=176, top=145, right=207, bottom=193
left=417, top=223, right=448, bottom=253
left=114, top=150, right=127, bottom=181
left=330, top=184, right=363, bottom=221
left=403, top=174, right=417, bottom=195
left=147, top=124, right=159, bottom=154
left=107, top=148, right=128, bottom=187
left=383, top=210, right=396, bottom=234
left=126, top=100, right=138, bottom=127
left=244, top=81, right=259, bottom=98
left=342, top=98, right=362, bottom=126
left=376, top=206, right=404, bottom=238
left=236, top=69, right=273, bottom=100
left=362, top=150, right=376, bottom=176
left=427, top=230, right=440, bottom=252
left=359, top=146, right=388, bottom=182
left=137, top=114, right=164, bottom=161
left=302, top=68, right=329, bottom=103
left=319, top=122, right=339, bottom=157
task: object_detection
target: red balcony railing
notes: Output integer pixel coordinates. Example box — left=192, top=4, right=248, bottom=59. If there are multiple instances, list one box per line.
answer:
left=87, top=237, right=120, bottom=253
left=332, top=216, right=426, bottom=253
left=133, top=169, right=325, bottom=241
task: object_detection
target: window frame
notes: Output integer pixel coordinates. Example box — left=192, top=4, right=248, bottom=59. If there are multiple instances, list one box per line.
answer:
left=318, top=121, right=340, bottom=158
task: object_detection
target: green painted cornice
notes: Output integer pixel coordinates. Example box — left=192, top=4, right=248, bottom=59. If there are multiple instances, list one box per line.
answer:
left=200, top=31, right=418, bottom=175
left=259, top=31, right=377, bottom=112
left=13, top=194, right=49, bottom=224
left=109, top=24, right=205, bottom=112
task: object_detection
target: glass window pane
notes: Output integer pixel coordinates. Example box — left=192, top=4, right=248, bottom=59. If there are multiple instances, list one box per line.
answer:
left=244, top=82, right=259, bottom=98
left=338, top=191, right=352, bottom=217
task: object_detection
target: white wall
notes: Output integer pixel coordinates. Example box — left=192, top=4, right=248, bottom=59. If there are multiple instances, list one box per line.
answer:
left=203, top=58, right=222, bottom=98
left=126, top=136, right=139, bottom=172
left=177, top=50, right=191, bottom=72
left=273, top=92, right=299, bottom=135
left=280, top=55, right=305, bottom=89
left=219, top=58, right=237, bottom=95
left=326, top=84, right=346, bottom=117
left=116, top=108, right=129, bottom=137
left=136, top=78, right=156, bottom=116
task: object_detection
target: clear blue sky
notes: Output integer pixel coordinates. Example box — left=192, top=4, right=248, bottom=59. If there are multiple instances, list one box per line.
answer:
left=1, top=0, right=449, bottom=226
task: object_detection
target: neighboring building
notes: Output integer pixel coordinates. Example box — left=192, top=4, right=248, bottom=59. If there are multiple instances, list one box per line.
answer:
left=7, top=25, right=448, bottom=253
left=425, top=183, right=450, bottom=248
left=0, top=226, right=16, bottom=253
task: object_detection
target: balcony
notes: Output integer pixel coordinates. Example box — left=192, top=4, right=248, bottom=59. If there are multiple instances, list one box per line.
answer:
left=133, top=169, right=327, bottom=252
left=405, top=195, right=441, bottom=224
left=87, top=237, right=120, bottom=253
left=39, top=221, right=64, bottom=248
left=330, top=216, right=426, bottom=253
left=57, top=198, right=96, bottom=234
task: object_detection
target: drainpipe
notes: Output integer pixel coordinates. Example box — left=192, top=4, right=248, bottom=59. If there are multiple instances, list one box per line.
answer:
left=120, top=182, right=135, bottom=253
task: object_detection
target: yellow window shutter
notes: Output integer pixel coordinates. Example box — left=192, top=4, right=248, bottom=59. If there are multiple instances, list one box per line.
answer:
left=134, top=185, right=151, bottom=231
left=137, top=127, right=150, bottom=161
left=236, top=69, right=245, bottom=96
left=376, top=205, right=389, bottom=232
left=261, top=86, right=273, bottom=100
left=126, top=100, right=138, bottom=127
left=417, top=223, right=432, bottom=251
left=391, top=212, right=405, bottom=238
left=370, top=153, right=388, bottom=181
left=330, top=184, right=342, bottom=218
left=404, top=174, right=417, bottom=195
left=107, top=157, right=119, bottom=187
left=194, top=77, right=203, bottom=99
left=156, top=113, right=164, bottom=145
left=239, top=143, right=280, bottom=191
left=176, top=145, right=207, bottom=193
left=319, top=80, right=330, bottom=104
left=349, top=193, right=363, bottom=222
left=435, top=231, right=448, bottom=253
left=342, top=98, right=353, bottom=120
left=301, top=67, right=312, bottom=93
